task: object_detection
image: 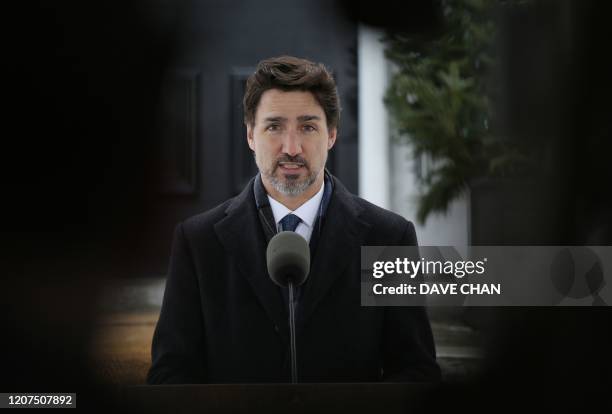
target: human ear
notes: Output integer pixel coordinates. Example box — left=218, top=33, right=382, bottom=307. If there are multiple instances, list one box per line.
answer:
left=247, top=124, right=255, bottom=151
left=327, top=127, right=337, bottom=150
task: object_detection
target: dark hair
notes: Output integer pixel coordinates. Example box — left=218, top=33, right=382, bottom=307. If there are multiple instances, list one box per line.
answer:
left=243, top=55, right=340, bottom=129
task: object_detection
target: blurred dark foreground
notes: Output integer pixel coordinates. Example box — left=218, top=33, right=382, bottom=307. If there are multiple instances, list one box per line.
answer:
left=2, top=1, right=611, bottom=412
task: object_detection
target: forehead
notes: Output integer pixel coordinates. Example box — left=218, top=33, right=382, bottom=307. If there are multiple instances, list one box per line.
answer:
left=255, top=89, right=325, bottom=121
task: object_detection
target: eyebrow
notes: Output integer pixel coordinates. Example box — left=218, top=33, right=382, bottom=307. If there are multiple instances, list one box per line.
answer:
left=263, top=116, right=287, bottom=123
left=263, top=115, right=322, bottom=123
left=298, top=115, right=321, bottom=122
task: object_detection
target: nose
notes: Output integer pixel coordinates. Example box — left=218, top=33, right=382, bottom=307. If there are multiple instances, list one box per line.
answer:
left=281, top=131, right=302, bottom=157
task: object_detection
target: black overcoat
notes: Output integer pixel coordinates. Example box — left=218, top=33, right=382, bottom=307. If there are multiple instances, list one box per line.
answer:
left=147, top=175, right=440, bottom=384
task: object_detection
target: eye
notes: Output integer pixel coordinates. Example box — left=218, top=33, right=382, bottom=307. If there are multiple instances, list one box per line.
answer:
left=302, top=124, right=317, bottom=132
left=266, top=124, right=281, bottom=132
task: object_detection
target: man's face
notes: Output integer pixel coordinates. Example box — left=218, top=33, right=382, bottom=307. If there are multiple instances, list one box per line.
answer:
left=247, top=89, right=336, bottom=197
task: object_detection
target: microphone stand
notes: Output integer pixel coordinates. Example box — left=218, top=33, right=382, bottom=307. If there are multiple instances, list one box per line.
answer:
left=287, top=279, right=298, bottom=383
left=266, top=231, right=309, bottom=384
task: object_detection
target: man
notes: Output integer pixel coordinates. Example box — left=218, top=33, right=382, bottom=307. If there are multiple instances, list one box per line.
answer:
left=147, top=56, right=440, bottom=384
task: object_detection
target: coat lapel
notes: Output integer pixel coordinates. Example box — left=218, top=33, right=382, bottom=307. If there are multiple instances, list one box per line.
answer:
left=213, top=176, right=372, bottom=340
left=213, top=179, right=289, bottom=342
left=300, top=177, right=371, bottom=326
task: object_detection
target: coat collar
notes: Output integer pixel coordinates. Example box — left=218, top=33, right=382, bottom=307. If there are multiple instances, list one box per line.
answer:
left=214, top=177, right=288, bottom=340
left=299, top=176, right=371, bottom=325
left=213, top=174, right=371, bottom=339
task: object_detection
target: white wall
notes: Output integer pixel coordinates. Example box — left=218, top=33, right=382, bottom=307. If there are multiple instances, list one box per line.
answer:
left=358, top=24, right=390, bottom=209
left=358, top=24, right=470, bottom=248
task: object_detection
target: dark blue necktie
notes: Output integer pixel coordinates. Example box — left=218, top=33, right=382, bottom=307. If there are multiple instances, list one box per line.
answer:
left=280, top=214, right=301, bottom=232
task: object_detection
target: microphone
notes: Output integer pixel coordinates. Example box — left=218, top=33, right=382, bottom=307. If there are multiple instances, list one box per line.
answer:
left=266, top=231, right=310, bottom=383
left=266, top=231, right=310, bottom=287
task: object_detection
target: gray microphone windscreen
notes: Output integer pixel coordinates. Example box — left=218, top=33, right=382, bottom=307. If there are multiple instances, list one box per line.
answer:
left=266, top=231, right=310, bottom=287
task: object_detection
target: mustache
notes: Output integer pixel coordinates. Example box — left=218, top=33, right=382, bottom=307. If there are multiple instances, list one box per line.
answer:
left=275, top=155, right=309, bottom=168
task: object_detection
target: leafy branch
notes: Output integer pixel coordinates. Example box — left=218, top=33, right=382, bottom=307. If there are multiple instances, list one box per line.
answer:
left=384, top=0, right=533, bottom=223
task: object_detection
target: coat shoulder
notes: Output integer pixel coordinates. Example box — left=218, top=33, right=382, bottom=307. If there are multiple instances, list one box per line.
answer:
left=179, top=198, right=234, bottom=242
left=351, top=195, right=417, bottom=244
left=353, top=194, right=412, bottom=226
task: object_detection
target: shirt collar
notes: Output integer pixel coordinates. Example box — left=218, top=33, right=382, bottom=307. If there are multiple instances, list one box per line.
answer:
left=267, top=181, right=325, bottom=228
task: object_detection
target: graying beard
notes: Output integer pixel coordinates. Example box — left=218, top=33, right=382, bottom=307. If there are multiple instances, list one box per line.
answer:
left=253, top=151, right=321, bottom=197
left=267, top=172, right=317, bottom=197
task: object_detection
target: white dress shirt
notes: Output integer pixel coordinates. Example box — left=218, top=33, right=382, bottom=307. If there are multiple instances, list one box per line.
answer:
left=267, top=181, right=325, bottom=243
